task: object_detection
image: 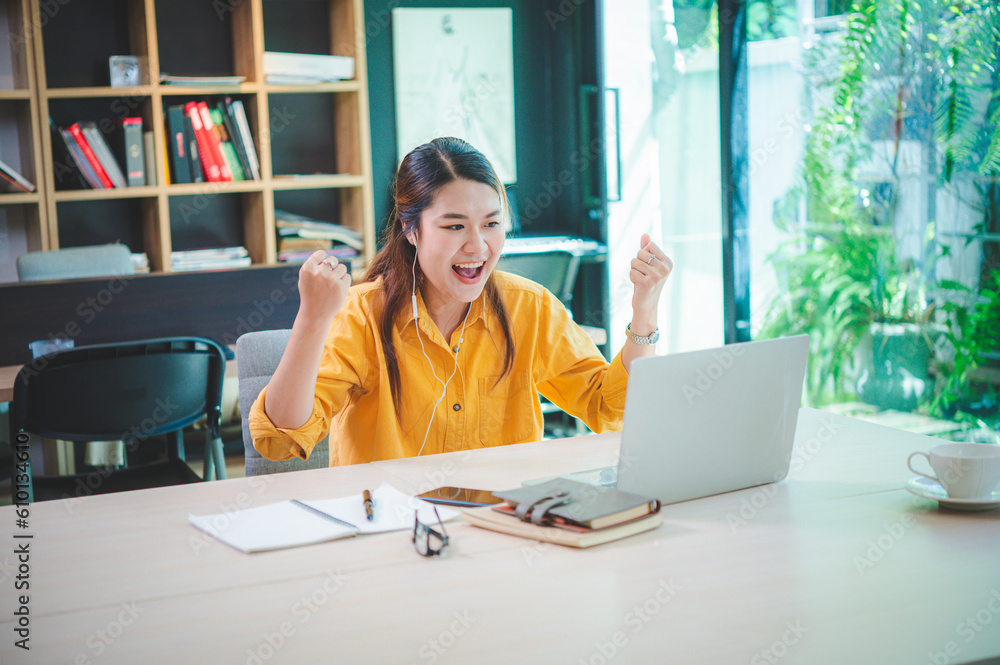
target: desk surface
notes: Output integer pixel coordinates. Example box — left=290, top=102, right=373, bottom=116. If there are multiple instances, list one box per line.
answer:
left=2, top=409, right=999, bottom=664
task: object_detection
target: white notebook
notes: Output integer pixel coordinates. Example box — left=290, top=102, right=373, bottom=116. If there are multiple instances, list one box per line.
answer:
left=188, top=482, right=458, bottom=553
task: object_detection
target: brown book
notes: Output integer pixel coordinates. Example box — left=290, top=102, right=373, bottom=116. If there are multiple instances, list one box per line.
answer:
left=491, top=478, right=660, bottom=529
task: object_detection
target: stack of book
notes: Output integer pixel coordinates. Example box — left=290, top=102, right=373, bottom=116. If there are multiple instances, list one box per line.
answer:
left=170, top=246, right=251, bottom=272
left=49, top=117, right=147, bottom=189
left=276, top=209, right=363, bottom=263
left=461, top=478, right=663, bottom=548
left=165, top=98, right=259, bottom=184
left=262, top=51, right=354, bottom=85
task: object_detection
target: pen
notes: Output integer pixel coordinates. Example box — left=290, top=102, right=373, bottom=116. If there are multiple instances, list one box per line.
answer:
left=363, top=489, right=375, bottom=521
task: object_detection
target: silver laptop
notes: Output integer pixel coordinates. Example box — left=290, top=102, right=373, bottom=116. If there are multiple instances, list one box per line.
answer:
left=602, top=335, right=809, bottom=504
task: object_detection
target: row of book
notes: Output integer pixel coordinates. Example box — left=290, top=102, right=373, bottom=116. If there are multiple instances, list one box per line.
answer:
left=276, top=209, right=363, bottom=264
left=50, top=117, right=151, bottom=190
left=167, top=98, right=259, bottom=184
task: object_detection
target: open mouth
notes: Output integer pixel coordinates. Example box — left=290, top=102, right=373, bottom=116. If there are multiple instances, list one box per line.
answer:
left=452, top=261, right=485, bottom=281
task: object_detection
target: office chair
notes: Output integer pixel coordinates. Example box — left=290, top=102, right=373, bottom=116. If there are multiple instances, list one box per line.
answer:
left=17, top=242, right=138, bottom=468
left=16, top=242, right=134, bottom=282
left=497, top=250, right=581, bottom=309
left=236, top=329, right=329, bottom=475
left=10, top=337, right=228, bottom=503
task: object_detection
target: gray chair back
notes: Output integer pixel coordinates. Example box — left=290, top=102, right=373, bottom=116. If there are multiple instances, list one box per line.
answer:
left=17, top=243, right=134, bottom=282
left=236, top=329, right=329, bottom=475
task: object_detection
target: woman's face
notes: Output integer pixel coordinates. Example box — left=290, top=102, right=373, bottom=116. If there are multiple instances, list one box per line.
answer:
left=412, top=178, right=505, bottom=310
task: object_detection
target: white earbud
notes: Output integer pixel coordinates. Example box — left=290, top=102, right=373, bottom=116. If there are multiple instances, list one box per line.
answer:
left=410, top=239, right=419, bottom=321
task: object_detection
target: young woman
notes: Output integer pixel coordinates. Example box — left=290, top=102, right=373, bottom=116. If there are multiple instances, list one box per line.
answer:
left=250, top=137, right=672, bottom=466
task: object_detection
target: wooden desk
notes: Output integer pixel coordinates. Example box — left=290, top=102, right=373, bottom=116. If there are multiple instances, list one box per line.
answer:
left=2, top=409, right=998, bottom=664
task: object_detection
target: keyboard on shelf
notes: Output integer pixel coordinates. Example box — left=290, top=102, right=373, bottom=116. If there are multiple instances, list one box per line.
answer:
left=502, top=235, right=607, bottom=257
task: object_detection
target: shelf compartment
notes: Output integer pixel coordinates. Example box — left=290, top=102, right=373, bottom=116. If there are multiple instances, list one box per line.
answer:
left=155, top=0, right=256, bottom=82
left=0, top=0, right=35, bottom=90
left=47, top=96, right=154, bottom=193
left=267, top=92, right=340, bottom=177
left=0, top=98, right=39, bottom=194
left=55, top=198, right=149, bottom=253
left=40, top=0, right=152, bottom=89
left=161, top=92, right=262, bottom=187
left=0, top=202, right=43, bottom=282
left=274, top=186, right=368, bottom=260
left=168, top=191, right=251, bottom=255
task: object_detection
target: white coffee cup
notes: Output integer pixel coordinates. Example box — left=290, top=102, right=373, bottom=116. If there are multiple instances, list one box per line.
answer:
left=907, top=443, right=1000, bottom=500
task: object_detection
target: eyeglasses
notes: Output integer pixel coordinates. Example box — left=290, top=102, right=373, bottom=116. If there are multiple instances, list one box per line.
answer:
left=412, top=506, right=449, bottom=557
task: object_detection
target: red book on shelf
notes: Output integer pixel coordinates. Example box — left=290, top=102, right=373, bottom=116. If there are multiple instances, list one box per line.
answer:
left=184, top=102, right=226, bottom=182
left=197, top=101, right=232, bottom=181
left=66, top=123, right=114, bottom=188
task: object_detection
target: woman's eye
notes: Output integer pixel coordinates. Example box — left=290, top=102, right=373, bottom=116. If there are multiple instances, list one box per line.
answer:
left=446, top=224, right=464, bottom=231
left=486, top=221, right=500, bottom=228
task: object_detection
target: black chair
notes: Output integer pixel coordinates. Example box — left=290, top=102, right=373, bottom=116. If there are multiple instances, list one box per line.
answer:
left=10, top=337, right=227, bottom=503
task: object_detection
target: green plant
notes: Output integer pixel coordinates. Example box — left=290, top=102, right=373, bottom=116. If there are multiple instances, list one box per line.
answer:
left=759, top=0, right=1000, bottom=409
left=933, top=267, right=1000, bottom=416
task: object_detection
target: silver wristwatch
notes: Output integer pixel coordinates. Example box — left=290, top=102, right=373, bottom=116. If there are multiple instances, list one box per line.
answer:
left=625, top=323, right=660, bottom=345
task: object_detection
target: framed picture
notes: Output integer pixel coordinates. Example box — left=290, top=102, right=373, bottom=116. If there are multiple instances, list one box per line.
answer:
left=392, top=8, right=517, bottom=184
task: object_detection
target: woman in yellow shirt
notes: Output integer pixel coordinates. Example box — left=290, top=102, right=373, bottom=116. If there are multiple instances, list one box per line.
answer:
left=250, top=137, right=672, bottom=466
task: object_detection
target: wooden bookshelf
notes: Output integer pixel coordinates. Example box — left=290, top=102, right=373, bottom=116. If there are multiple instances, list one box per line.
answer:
left=0, top=0, right=46, bottom=272
left=1, top=0, right=373, bottom=278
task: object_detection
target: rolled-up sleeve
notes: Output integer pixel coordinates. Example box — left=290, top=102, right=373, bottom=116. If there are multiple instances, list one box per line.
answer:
left=249, top=290, right=374, bottom=461
left=534, top=289, right=628, bottom=433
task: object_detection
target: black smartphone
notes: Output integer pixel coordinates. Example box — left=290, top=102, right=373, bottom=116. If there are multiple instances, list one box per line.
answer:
left=415, top=486, right=504, bottom=507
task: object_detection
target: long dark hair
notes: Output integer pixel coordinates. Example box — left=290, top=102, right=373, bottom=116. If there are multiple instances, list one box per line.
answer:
left=362, top=137, right=516, bottom=421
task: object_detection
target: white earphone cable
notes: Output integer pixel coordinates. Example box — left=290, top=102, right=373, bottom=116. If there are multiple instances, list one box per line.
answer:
left=411, top=244, right=471, bottom=457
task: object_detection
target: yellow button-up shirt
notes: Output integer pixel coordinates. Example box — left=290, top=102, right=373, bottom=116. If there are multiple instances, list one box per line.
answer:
left=250, top=271, right=628, bottom=466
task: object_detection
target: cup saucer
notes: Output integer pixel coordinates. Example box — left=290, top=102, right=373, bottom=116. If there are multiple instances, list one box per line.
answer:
left=906, top=477, right=1000, bottom=511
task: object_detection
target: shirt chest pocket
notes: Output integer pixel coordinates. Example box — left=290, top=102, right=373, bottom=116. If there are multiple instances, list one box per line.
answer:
left=478, top=370, right=537, bottom=446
